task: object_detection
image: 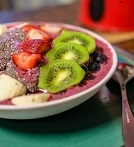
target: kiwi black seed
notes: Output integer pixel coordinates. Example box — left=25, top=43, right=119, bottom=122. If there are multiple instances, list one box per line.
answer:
left=53, top=30, right=96, bottom=54
left=46, top=42, right=89, bottom=64
left=38, top=59, right=85, bottom=93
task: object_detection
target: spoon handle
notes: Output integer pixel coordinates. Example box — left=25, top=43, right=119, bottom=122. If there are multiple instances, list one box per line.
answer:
left=121, top=84, right=134, bottom=147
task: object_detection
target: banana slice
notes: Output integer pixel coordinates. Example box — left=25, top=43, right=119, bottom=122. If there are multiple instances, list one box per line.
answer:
left=0, top=74, right=27, bottom=101
left=0, top=24, right=8, bottom=35
left=12, top=93, right=50, bottom=106
left=40, top=24, right=62, bottom=34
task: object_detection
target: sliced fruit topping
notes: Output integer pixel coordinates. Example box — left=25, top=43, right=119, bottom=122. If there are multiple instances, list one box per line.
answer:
left=0, top=74, right=27, bottom=101
left=53, top=30, right=96, bottom=54
left=40, top=24, right=63, bottom=34
left=0, top=24, right=8, bottom=35
left=21, top=24, right=51, bottom=41
left=12, top=52, right=41, bottom=71
left=46, top=42, right=89, bottom=64
left=21, top=24, right=40, bottom=32
left=12, top=93, right=50, bottom=106
left=5, top=61, right=40, bottom=92
left=19, top=39, right=51, bottom=54
left=8, top=22, right=29, bottom=30
left=38, top=59, right=85, bottom=93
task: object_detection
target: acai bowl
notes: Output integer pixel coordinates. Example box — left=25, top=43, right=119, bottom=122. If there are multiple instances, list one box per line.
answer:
left=0, top=22, right=117, bottom=119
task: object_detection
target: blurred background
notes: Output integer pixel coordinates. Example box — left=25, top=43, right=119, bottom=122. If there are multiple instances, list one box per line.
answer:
left=0, top=0, right=134, bottom=48
left=0, top=0, right=80, bottom=24
left=0, top=0, right=77, bottom=11
left=0, top=0, right=79, bottom=27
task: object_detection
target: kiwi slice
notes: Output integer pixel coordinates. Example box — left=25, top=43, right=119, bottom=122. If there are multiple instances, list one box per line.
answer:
left=53, top=30, right=96, bottom=54
left=38, top=59, right=85, bottom=93
left=46, top=42, right=89, bottom=64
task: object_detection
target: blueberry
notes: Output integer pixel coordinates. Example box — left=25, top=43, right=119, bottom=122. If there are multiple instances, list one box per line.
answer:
left=84, top=72, right=92, bottom=79
left=90, top=52, right=98, bottom=60
left=88, top=61, right=100, bottom=72
left=81, top=64, right=92, bottom=79
left=96, top=53, right=107, bottom=63
left=81, top=64, right=89, bottom=73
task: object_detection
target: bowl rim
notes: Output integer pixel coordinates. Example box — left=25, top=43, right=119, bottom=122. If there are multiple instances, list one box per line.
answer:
left=0, top=21, right=118, bottom=110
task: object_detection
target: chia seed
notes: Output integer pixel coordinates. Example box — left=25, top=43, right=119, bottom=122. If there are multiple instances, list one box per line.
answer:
left=0, top=28, right=27, bottom=70
left=0, top=28, right=40, bottom=92
left=4, top=60, right=40, bottom=92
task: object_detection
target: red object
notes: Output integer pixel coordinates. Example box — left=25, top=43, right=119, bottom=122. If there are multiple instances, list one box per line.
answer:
left=22, top=24, right=51, bottom=41
left=78, top=0, right=134, bottom=31
left=12, top=52, right=41, bottom=71
left=19, top=39, right=51, bottom=54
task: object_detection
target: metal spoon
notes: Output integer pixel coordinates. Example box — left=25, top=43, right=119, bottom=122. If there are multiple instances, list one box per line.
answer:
left=112, top=63, right=134, bottom=147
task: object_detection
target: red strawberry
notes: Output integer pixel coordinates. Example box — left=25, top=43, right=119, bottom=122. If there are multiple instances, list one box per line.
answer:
left=12, top=52, right=41, bottom=71
left=19, top=39, right=51, bottom=54
left=21, top=24, right=51, bottom=41
left=21, top=24, right=37, bottom=31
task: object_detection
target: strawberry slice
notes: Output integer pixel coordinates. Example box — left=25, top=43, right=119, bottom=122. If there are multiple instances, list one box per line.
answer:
left=21, top=24, right=37, bottom=31
left=21, top=24, right=51, bottom=41
left=12, top=52, right=41, bottom=71
left=19, top=39, right=51, bottom=54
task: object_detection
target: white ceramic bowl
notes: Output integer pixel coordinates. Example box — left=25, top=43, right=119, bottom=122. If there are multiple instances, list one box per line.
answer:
left=0, top=22, right=117, bottom=119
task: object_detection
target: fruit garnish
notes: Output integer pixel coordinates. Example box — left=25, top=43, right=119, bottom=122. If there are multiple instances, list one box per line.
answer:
left=12, top=93, right=50, bottom=106
left=0, top=24, right=8, bottom=35
left=0, top=74, right=27, bottom=101
left=21, top=24, right=51, bottom=41
left=88, top=61, right=100, bottom=72
left=12, top=52, right=41, bottom=71
left=38, top=59, right=85, bottom=93
left=8, top=22, right=29, bottom=30
left=19, top=39, right=51, bottom=54
left=46, top=42, right=89, bottom=64
left=21, top=24, right=39, bottom=32
left=53, top=30, right=96, bottom=54
left=40, top=24, right=63, bottom=34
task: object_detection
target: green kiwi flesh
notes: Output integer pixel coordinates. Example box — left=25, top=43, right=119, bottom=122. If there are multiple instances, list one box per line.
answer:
left=38, top=59, right=85, bottom=93
left=46, top=42, right=89, bottom=64
left=53, top=30, right=96, bottom=54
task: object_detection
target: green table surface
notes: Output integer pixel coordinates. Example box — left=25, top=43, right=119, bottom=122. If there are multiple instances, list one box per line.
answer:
left=0, top=46, right=134, bottom=147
